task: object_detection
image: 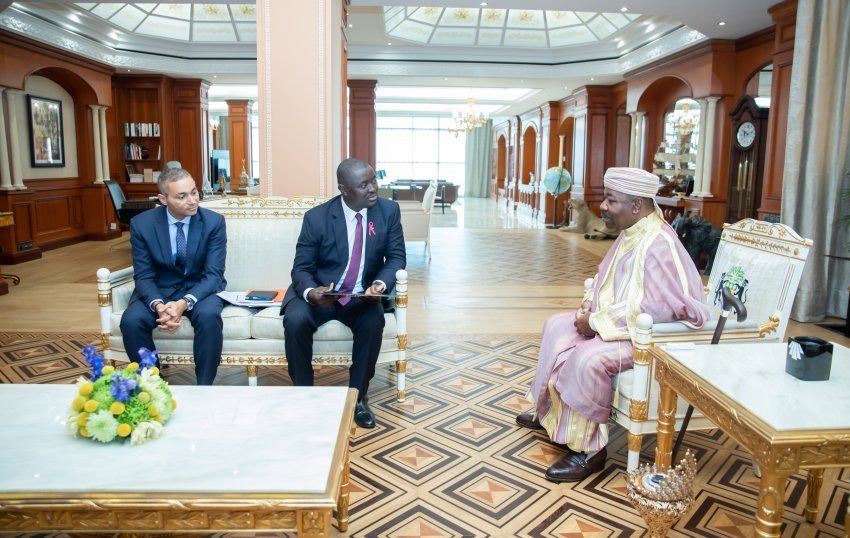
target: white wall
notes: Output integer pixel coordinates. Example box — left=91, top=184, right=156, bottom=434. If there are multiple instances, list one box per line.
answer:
left=14, top=75, right=78, bottom=179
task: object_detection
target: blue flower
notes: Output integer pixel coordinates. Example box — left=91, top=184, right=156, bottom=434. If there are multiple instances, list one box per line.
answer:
left=138, top=347, right=159, bottom=370
left=109, top=373, right=138, bottom=402
left=83, top=345, right=105, bottom=381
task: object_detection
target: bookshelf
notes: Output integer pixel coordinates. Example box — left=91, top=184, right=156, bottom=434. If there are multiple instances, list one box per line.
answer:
left=112, top=76, right=172, bottom=195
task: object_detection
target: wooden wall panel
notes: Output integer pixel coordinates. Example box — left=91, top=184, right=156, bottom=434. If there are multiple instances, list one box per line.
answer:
left=226, top=99, right=252, bottom=190
left=347, top=80, right=377, bottom=168
left=760, top=0, right=797, bottom=219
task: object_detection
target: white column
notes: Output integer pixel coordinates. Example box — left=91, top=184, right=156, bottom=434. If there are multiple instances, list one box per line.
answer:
left=628, top=112, right=638, bottom=167
left=692, top=98, right=708, bottom=196
left=5, top=89, right=25, bottom=189
left=0, top=88, right=13, bottom=190
left=98, top=106, right=110, bottom=181
left=636, top=112, right=647, bottom=169
left=694, top=96, right=720, bottom=198
left=89, top=105, right=103, bottom=183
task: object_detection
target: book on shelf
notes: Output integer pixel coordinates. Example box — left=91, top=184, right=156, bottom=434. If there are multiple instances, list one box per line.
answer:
left=129, top=174, right=144, bottom=183
left=143, top=169, right=154, bottom=183
left=123, top=122, right=160, bottom=137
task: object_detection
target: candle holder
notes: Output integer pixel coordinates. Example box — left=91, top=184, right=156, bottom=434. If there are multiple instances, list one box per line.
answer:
left=626, top=450, right=697, bottom=537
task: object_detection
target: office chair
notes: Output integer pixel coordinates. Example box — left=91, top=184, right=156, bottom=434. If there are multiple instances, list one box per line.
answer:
left=163, top=161, right=182, bottom=171
left=105, top=180, right=153, bottom=250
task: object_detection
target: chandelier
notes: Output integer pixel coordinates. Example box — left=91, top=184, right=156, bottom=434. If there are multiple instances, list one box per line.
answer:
left=447, top=97, right=488, bottom=137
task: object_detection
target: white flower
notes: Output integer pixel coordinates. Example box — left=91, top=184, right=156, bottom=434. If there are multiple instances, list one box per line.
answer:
left=86, top=410, right=119, bottom=443
left=65, top=413, right=79, bottom=436
left=130, top=421, right=163, bottom=446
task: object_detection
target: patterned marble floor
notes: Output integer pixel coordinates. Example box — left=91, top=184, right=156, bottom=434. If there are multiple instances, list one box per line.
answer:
left=0, top=331, right=847, bottom=537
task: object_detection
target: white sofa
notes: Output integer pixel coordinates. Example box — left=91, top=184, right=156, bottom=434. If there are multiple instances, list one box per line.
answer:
left=97, top=196, right=409, bottom=401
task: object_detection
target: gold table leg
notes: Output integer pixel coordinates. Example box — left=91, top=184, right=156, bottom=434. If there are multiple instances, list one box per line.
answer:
left=654, top=383, right=678, bottom=468
left=804, top=468, right=824, bottom=524
left=755, top=467, right=790, bottom=538
left=337, top=442, right=350, bottom=532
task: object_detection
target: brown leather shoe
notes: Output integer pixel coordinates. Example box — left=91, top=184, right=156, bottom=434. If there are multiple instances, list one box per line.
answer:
left=515, top=411, right=543, bottom=430
left=544, top=447, right=607, bottom=482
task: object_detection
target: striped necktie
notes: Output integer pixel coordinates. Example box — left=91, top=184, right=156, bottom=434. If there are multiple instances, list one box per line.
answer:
left=338, top=213, right=363, bottom=306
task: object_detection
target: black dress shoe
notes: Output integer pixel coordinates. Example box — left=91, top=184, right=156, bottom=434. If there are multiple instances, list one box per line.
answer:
left=354, top=400, right=376, bottom=429
left=545, top=447, right=607, bottom=483
left=515, top=411, right=543, bottom=430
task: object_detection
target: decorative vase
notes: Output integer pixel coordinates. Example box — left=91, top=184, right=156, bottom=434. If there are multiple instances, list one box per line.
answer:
left=625, top=451, right=698, bottom=537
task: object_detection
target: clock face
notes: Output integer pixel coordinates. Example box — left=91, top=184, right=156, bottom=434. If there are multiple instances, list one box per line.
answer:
left=736, top=121, right=756, bottom=149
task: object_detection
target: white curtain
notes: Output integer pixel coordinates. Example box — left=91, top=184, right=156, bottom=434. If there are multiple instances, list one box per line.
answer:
left=464, top=119, right=493, bottom=198
left=782, top=0, right=850, bottom=321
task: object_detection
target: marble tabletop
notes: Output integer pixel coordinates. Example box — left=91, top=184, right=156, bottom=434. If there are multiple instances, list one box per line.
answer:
left=659, top=341, right=850, bottom=431
left=0, top=385, right=351, bottom=495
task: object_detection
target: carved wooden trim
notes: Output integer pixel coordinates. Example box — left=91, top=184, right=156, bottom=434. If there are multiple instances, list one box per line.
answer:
left=630, top=399, right=649, bottom=421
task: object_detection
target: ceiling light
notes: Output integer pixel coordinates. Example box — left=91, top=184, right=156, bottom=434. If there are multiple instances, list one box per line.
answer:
left=348, top=23, right=353, bottom=27
left=387, top=42, right=392, bottom=45
left=480, top=1, right=488, bottom=5
left=620, top=6, right=628, bottom=12
left=448, top=98, right=488, bottom=137
left=213, top=75, right=217, bottom=78
left=590, top=77, right=595, bottom=81
left=718, top=21, right=726, bottom=26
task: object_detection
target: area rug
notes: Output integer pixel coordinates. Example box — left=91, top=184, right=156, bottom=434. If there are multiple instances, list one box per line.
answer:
left=1, top=332, right=847, bottom=537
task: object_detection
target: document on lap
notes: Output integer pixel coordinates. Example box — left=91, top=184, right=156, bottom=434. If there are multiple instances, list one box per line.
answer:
left=321, top=291, right=394, bottom=298
left=217, top=290, right=284, bottom=307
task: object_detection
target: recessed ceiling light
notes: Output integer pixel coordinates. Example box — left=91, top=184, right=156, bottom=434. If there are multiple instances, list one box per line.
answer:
left=387, top=42, right=392, bottom=45
left=718, top=21, right=726, bottom=26
left=590, top=77, right=595, bottom=81
left=127, top=69, right=131, bottom=72
left=620, top=6, right=628, bottom=12
left=213, top=75, right=217, bottom=78
left=480, top=1, right=488, bottom=5
left=444, top=77, right=449, bottom=81
left=348, top=23, right=353, bottom=28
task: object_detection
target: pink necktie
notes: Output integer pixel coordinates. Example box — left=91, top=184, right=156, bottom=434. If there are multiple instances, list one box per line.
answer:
left=338, top=213, right=363, bottom=306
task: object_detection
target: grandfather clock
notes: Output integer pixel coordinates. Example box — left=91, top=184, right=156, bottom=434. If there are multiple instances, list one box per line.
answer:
left=726, top=96, right=769, bottom=222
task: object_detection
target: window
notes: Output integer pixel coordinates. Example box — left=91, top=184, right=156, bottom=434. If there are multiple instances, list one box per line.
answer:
left=376, top=116, right=466, bottom=194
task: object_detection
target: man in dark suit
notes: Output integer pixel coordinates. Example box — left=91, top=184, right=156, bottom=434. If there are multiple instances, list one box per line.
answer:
left=282, top=158, right=406, bottom=428
left=120, top=167, right=227, bottom=385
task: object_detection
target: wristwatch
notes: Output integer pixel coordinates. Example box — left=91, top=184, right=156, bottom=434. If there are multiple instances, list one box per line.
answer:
left=182, top=295, right=196, bottom=311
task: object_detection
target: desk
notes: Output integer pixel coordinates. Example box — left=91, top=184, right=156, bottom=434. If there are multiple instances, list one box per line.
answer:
left=0, top=385, right=355, bottom=537
left=652, top=342, right=850, bottom=537
left=0, top=212, right=19, bottom=295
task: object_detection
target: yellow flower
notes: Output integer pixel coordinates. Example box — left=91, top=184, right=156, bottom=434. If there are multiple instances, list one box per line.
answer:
left=76, top=412, right=89, bottom=426
left=80, top=427, right=90, bottom=437
left=172, top=398, right=177, bottom=410
left=71, top=396, right=85, bottom=412
left=138, top=391, right=151, bottom=403
left=116, top=423, right=132, bottom=437
left=110, top=402, right=126, bottom=415
left=102, top=365, right=115, bottom=375
left=78, top=383, right=94, bottom=396
left=127, top=362, right=139, bottom=372
left=148, top=404, right=160, bottom=416
left=149, top=366, right=160, bottom=376
left=83, top=399, right=99, bottom=413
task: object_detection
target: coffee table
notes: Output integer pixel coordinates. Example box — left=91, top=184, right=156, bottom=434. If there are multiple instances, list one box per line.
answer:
left=651, top=341, right=850, bottom=537
left=0, top=385, right=355, bottom=537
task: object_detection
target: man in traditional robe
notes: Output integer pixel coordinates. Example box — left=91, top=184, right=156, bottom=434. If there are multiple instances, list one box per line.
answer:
left=516, top=167, right=710, bottom=482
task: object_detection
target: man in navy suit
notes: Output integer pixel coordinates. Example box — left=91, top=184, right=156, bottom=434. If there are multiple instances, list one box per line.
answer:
left=282, top=158, right=406, bottom=428
left=120, top=168, right=227, bottom=385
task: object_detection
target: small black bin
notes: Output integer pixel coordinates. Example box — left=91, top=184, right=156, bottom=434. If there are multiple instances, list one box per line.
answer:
left=786, top=336, right=833, bottom=381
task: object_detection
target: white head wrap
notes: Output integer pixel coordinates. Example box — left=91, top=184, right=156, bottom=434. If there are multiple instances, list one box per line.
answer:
left=603, top=167, right=659, bottom=198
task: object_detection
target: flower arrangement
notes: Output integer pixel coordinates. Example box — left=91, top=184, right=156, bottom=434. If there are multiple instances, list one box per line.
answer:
left=67, top=346, right=176, bottom=446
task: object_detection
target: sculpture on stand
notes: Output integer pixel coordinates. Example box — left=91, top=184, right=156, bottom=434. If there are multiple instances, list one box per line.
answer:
left=237, top=159, right=250, bottom=193
left=542, top=166, right=572, bottom=229
left=626, top=450, right=698, bottom=537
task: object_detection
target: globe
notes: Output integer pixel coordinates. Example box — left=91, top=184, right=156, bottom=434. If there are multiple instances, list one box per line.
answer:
left=543, top=166, right=572, bottom=196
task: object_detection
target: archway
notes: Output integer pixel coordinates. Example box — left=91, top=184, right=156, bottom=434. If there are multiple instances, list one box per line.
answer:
left=635, top=76, right=692, bottom=170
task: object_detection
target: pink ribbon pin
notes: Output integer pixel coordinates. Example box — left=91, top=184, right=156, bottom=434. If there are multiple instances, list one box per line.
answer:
left=368, top=221, right=376, bottom=236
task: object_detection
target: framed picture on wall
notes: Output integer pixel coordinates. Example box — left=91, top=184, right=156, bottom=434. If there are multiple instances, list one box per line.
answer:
left=27, top=95, right=65, bottom=168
